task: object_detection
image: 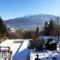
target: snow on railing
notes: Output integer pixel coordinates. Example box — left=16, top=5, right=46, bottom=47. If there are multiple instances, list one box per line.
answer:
left=0, top=46, right=12, bottom=60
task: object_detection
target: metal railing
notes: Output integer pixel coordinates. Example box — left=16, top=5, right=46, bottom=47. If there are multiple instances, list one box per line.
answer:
left=0, top=46, right=12, bottom=60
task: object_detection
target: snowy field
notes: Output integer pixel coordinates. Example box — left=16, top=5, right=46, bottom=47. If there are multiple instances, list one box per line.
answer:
left=0, top=39, right=30, bottom=60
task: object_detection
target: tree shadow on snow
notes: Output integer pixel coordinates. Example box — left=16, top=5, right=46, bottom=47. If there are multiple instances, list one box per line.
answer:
left=13, top=43, right=30, bottom=60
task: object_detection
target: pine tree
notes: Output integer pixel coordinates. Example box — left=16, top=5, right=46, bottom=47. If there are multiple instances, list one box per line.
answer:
left=48, top=19, right=54, bottom=35
left=36, top=26, right=39, bottom=34
left=35, top=26, right=39, bottom=38
left=44, top=21, right=48, bottom=35
left=43, top=19, right=54, bottom=36
left=0, top=17, right=9, bottom=39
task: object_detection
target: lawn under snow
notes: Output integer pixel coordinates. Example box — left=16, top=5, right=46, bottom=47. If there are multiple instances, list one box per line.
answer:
left=0, top=39, right=30, bottom=60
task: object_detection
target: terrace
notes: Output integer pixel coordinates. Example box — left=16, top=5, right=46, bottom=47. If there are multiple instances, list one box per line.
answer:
left=0, top=36, right=60, bottom=60
left=0, top=39, right=30, bottom=60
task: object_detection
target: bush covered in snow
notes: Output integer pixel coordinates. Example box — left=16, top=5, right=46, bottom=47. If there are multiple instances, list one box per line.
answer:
left=45, top=38, right=57, bottom=51
left=28, top=38, right=45, bottom=51
left=28, top=37, right=57, bottom=51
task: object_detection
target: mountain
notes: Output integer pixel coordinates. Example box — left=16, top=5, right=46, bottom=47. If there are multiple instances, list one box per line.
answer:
left=6, top=14, right=60, bottom=30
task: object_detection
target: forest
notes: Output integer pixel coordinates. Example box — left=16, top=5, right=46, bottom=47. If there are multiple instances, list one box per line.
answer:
left=0, top=16, right=60, bottom=40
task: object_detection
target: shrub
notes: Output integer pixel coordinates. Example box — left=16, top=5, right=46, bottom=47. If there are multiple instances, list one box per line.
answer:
left=45, top=38, right=57, bottom=51
left=28, top=38, right=45, bottom=51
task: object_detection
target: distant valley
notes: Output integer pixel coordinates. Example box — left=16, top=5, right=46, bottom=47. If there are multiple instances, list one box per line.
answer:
left=6, top=14, right=60, bottom=30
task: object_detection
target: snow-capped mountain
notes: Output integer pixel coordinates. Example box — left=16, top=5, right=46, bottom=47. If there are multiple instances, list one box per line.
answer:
left=6, top=14, right=60, bottom=30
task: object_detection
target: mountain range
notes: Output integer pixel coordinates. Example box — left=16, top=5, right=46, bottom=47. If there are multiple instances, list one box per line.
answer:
left=6, top=14, right=60, bottom=30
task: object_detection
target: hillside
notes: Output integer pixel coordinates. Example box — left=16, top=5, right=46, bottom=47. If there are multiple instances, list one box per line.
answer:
left=6, top=14, right=60, bottom=30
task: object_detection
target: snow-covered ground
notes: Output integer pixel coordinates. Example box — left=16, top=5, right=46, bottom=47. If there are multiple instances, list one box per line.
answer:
left=30, top=50, right=60, bottom=60
left=0, top=39, right=30, bottom=60
left=1, top=38, right=60, bottom=60
left=0, top=39, right=22, bottom=56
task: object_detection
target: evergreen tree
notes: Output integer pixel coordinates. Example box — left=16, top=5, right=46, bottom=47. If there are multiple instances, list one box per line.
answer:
left=36, top=26, right=39, bottom=34
left=0, top=17, right=4, bottom=37
left=45, top=38, right=57, bottom=51
left=35, top=26, right=39, bottom=38
left=0, top=17, right=9, bottom=39
left=28, top=32, right=31, bottom=38
left=44, top=21, right=48, bottom=35
left=43, top=19, right=54, bottom=36
left=48, top=19, right=54, bottom=35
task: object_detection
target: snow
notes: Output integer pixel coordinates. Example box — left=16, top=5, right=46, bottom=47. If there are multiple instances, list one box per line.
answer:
left=13, top=40, right=30, bottom=60
left=30, top=50, right=60, bottom=60
left=19, top=40, right=29, bottom=52
left=49, top=40, right=56, bottom=44
left=0, top=39, right=30, bottom=60
left=0, top=38, right=60, bottom=60
left=0, top=39, right=22, bottom=56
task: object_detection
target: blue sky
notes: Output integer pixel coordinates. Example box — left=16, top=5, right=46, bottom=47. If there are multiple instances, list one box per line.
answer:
left=0, top=0, right=60, bottom=20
